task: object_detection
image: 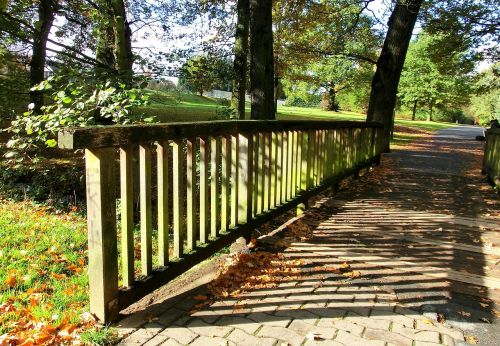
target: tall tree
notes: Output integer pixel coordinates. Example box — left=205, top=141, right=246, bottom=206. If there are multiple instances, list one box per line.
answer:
left=231, top=0, right=249, bottom=119
left=398, top=33, right=474, bottom=121
left=249, top=0, right=274, bottom=120
left=30, top=0, right=57, bottom=113
left=366, top=0, right=423, bottom=152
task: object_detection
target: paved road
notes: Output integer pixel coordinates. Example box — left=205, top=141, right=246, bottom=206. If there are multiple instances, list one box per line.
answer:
left=116, top=125, right=499, bottom=346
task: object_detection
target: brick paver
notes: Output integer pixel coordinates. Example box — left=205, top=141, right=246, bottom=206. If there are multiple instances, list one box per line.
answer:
left=116, top=126, right=500, bottom=345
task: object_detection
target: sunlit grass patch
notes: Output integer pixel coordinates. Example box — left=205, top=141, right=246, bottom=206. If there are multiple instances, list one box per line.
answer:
left=0, top=199, right=113, bottom=344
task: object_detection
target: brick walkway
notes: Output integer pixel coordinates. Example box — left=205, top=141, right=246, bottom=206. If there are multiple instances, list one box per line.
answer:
left=116, top=126, right=500, bottom=346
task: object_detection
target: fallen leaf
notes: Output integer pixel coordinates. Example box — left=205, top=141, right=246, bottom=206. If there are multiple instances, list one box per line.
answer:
left=458, top=311, right=471, bottom=317
left=479, top=317, right=491, bottom=324
left=465, top=335, right=479, bottom=344
left=437, top=313, right=446, bottom=324
left=306, top=332, right=324, bottom=341
left=421, top=318, right=434, bottom=326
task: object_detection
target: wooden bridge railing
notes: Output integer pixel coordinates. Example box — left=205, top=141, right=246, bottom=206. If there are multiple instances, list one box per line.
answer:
left=483, top=127, right=500, bottom=187
left=58, top=120, right=383, bottom=323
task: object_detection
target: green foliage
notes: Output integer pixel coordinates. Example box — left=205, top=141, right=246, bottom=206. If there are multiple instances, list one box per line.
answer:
left=179, top=55, right=233, bottom=95
left=0, top=48, right=30, bottom=119
left=398, top=33, right=474, bottom=121
left=5, top=70, right=151, bottom=164
left=469, top=63, right=500, bottom=125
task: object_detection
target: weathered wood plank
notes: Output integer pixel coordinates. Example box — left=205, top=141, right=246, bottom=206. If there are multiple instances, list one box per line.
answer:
left=221, top=136, right=231, bottom=233
left=85, top=148, right=119, bottom=323
left=257, top=133, right=264, bottom=214
left=282, top=131, right=288, bottom=202
left=119, top=147, right=134, bottom=287
left=276, top=131, right=283, bottom=205
left=156, top=142, right=169, bottom=266
left=199, top=138, right=209, bottom=244
left=264, top=132, right=272, bottom=211
left=59, top=121, right=383, bottom=149
left=139, top=144, right=152, bottom=276
left=186, top=139, right=197, bottom=251
left=252, top=133, right=259, bottom=217
left=230, top=135, right=239, bottom=227
left=238, top=133, right=253, bottom=223
left=211, top=137, right=221, bottom=237
left=172, top=139, right=185, bottom=258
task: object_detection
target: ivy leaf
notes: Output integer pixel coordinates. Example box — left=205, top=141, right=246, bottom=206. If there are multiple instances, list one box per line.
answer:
left=45, top=139, right=57, bottom=147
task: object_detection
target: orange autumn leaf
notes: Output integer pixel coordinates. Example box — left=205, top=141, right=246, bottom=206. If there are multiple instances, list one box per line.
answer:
left=51, top=273, right=66, bottom=280
left=5, top=273, right=17, bottom=288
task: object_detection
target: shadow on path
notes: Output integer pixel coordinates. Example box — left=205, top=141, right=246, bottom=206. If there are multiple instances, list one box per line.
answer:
left=116, top=125, right=500, bottom=346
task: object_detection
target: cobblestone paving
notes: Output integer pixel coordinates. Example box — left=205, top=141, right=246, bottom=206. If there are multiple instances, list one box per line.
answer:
left=116, top=126, right=499, bottom=345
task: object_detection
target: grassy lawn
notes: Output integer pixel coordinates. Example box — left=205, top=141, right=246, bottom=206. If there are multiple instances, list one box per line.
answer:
left=0, top=200, right=114, bottom=344
left=142, top=90, right=456, bottom=135
left=0, top=90, right=457, bottom=343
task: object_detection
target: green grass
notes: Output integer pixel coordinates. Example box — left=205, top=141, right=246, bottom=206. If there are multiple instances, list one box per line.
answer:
left=0, top=199, right=113, bottom=344
left=140, top=90, right=456, bottom=134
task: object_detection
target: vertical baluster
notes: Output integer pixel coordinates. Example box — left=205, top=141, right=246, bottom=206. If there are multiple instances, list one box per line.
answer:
left=139, top=144, right=152, bottom=275
left=211, top=137, right=220, bottom=238
left=252, top=133, right=259, bottom=216
left=288, top=131, right=294, bottom=199
left=221, top=136, right=231, bottom=232
left=156, top=142, right=169, bottom=266
left=230, top=135, right=239, bottom=227
left=300, top=131, right=308, bottom=191
left=307, top=130, right=315, bottom=189
left=257, top=133, right=265, bottom=214
left=271, top=132, right=277, bottom=209
left=276, top=131, right=283, bottom=205
left=264, top=133, right=272, bottom=212
left=186, top=139, right=197, bottom=251
left=120, top=147, right=134, bottom=286
left=199, top=138, right=209, bottom=243
left=172, top=139, right=184, bottom=258
left=238, top=133, right=253, bottom=223
left=290, top=131, right=297, bottom=197
left=282, top=131, right=288, bottom=201
left=315, top=130, right=321, bottom=186
left=294, top=131, right=301, bottom=195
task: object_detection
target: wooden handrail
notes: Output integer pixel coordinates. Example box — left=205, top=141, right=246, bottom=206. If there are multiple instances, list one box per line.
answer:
left=58, top=120, right=383, bottom=149
left=58, top=120, right=384, bottom=323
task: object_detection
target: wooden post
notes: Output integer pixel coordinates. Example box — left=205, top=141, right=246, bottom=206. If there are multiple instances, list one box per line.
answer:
left=238, top=133, right=253, bottom=223
left=85, top=148, right=119, bottom=324
left=172, top=139, right=185, bottom=258
left=221, top=136, right=231, bottom=232
left=230, top=135, right=239, bottom=228
left=276, top=131, right=283, bottom=205
left=199, top=138, right=209, bottom=243
left=139, top=145, right=152, bottom=276
left=157, top=142, right=169, bottom=266
left=186, top=139, right=197, bottom=250
left=211, top=137, right=220, bottom=237
left=119, top=147, right=134, bottom=287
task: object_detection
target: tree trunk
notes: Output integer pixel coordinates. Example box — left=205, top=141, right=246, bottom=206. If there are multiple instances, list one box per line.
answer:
left=95, top=0, right=133, bottom=81
left=249, top=0, right=275, bottom=120
left=111, top=0, right=133, bottom=82
left=412, top=100, right=417, bottom=120
left=231, top=0, right=249, bottom=119
left=366, top=0, right=422, bottom=152
left=274, top=76, right=281, bottom=115
left=30, top=0, right=56, bottom=113
left=427, top=102, right=434, bottom=121
left=327, top=84, right=339, bottom=111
